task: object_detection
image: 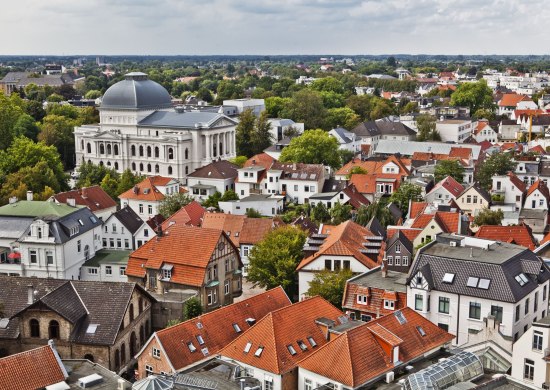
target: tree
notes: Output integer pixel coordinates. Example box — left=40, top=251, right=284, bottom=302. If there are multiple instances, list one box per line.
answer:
left=370, top=99, right=396, bottom=120
left=338, top=149, right=356, bottom=166
left=311, top=202, right=331, bottom=224
left=476, top=153, right=516, bottom=189
left=265, top=96, right=289, bottom=118
left=183, top=297, right=203, bottom=320
left=202, top=191, right=237, bottom=210
left=38, top=114, right=79, bottom=168
left=236, top=109, right=255, bottom=157
left=251, top=111, right=273, bottom=154
left=279, top=129, right=341, bottom=169
left=415, top=114, right=441, bottom=141
left=245, top=208, right=262, bottom=218
left=306, top=269, right=353, bottom=309
left=0, top=161, right=61, bottom=204
left=473, top=208, right=504, bottom=227
left=324, top=107, right=360, bottom=130
left=229, top=156, right=248, bottom=168
left=345, top=166, right=368, bottom=180
left=311, top=77, right=344, bottom=94
left=13, top=114, right=40, bottom=141
left=280, top=89, right=327, bottom=130
left=389, top=183, right=423, bottom=216
left=100, top=173, right=119, bottom=200
left=247, top=226, right=307, bottom=298
left=76, top=161, right=116, bottom=188
left=283, top=126, right=301, bottom=138
left=158, top=192, right=194, bottom=218
left=46, top=93, right=64, bottom=103
left=0, top=93, right=25, bottom=150
left=434, top=160, right=465, bottom=184
left=330, top=202, right=352, bottom=224
left=450, top=80, right=495, bottom=114
left=116, top=169, right=143, bottom=196
left=355, top=201, right=394, bottom=227
left=85, top=90, right=102, bottom=99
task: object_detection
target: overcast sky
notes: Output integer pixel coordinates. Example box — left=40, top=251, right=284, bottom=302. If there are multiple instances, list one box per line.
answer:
left=1, top=0, right=548, bottom=56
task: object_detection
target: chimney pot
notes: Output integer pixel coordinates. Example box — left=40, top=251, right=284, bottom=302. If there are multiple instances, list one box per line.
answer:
left=26, top=191, right=33, bottom=201
left=66, top=198, right=76, bottom=207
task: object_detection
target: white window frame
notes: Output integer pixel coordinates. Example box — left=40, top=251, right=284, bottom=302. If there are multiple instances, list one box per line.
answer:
left=152, top=347, right=161, bottom=359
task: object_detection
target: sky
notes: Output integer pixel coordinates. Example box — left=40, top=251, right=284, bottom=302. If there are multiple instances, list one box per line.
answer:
left=1, top=0, right=548, bottom=56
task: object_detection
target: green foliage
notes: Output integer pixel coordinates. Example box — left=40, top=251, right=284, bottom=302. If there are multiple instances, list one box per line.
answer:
left=158, top=192, right=194, bottom=218
left=46, top=94, right=64, bottom=103
left=311, top=77, right=345, bottom=94
left=346, top=166, right=367, bottom=180
left=355, top=201, right=394, bottom=227
left=247, top=225, right=307, bottom=298
left=265, top=97, right=290, bottom=118
left=202, top=191, right=222, bottom=210
left=279, top=129, right=341, bottom=169
left=473, top=208, right=504, bottom=227
left=100, top=173, right=119, bottom=200
left=229, top=156, right=248, bottom=168
left=0, top=161, right=59, bottom=204
left=450, top=80, right=495, bottom=113
left=116, top=169, right=144, bottom=196
left=306, top=268, right=353, bottom=309
left=389, top=183, right=423, bottom=216
left=415, top=114, right=441, bottom=141
left=13, top=114, right=40, bottom=141
left=311, top=202, right=331, bottom=224
left=76, top=161, right=117, bottom=188
left=338, top=149, right=356, bottom=166
left=245, top=208, right=262, bottom=218
left=472, top=108, right=495, bottom=121
left=369, top=99, right=396, bottom=120
left=0, top=93, right=25, bottom=150
left=434, top=160, right=465, bottom=184
left=84, top=90, right=102, bottom=99
left=236, top=109, right=274, bottom=157
left=475, top=153, right=516, bottom=189
left=183, top=297, right=203, bottom=320
left=38, top=114, right=79, bottom=168
left=280, top=89, right=327, bottom=130
left=330, top=202, right=352, bottom=225
left=325, top=107, right=360, bottom=130
left=251, top=111, right=273, bottom=154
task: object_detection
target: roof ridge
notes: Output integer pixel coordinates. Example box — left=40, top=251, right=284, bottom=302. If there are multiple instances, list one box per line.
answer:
left=69, top=281, right=90, bottom=315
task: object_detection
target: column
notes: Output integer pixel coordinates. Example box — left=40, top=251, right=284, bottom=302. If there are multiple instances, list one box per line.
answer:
left=205, top=134, right=211, bottom=160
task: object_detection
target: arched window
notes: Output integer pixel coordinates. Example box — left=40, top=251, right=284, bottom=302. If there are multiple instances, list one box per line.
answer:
left=30, top=319, right=40, bottom=338
left=168, top=148, right=174, bottom=160
left=185, top=166, right=189, bottom=175
left=139, top=163, right=144, bottom=171
left=139, top=298, right=144, bottom=314
left=87, top=143, right=91, bottom=153
left=120, top=343, right=126, bottom=364
left=155, top=164, right=159, bottom=174
left=84, top=245, right=90, bottom=260
left=84, top=354, right=94, bottom=362
left=99, top=144, right=105, bottom=154
left=147, top=146, right=152, bottom=158
left=106, top=161, right=111, bottom=166
left=114, top=162, right=119, bottom=170
left=48, top=320, right=60, bottom=339
left=131, top=145, right=136, bottom=156
left=88, top=159, right=92, bottom=165
left=168, top=166, right=173, bottom=175
left=80, top=140, right=84, bottom=150
left=131, top=162, right=136, bottom=171
left=154, top=147, right=159, bottom=158
left=185, top=148, right=189, bottom=160
left=129, top=303, right=134, bottom=322
left=139, top=145, right=144, bottom=157
left=114, top=349, right=120, bottom=371
left=114, top=144, right=119, bottom=155
left=147, top=164, right=151, bottom=173
left=99, top=161, right=104, bottom=166
left=107, top=144, right=112, bottom=154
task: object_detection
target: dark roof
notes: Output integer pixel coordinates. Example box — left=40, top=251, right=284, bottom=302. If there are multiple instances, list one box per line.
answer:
left=463, top=182, right=491, bottom=203
left=351, top=121, right=381, bottom=137
left=387, top=230, right=413, bottom=254
left=322, top=178, right=347, bottom=193
left=408, top=238, right=550, bottom=303
left=331, top=127, right=354, bottom=143
left=109, top=205, right=144, bottom=235
left=366, top=217, right=386, bottom=239
left=101, top=72, right=173, bottom=110
left=187, top=160, right=238, bottom=180
left=39, top=282, right=88, bottom=323
left=376, top=121, right=416, bottom=136
left=138, top=110, right=235, bottom=129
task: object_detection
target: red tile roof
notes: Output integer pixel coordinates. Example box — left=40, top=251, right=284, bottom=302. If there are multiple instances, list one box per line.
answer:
left=408, top=202, right=428, bottom=219
left=410, top=214, right=433, bottom=229
left=507, top=172, right=527, bottom=192
left=433, top=176, right=464, bottom=198
left=52, top=185, right=117, bottom=212
left=449, top=147, right=472, bottom=159
left=0, top=344, right=66, bottom=390
left=499, top=93, right=530, bottom=107
left=297, top=221, right=382, bottom=270
left=386, top=228, right=422, bottom=243
left=201, top=213, right=274, bottom=246
left=528, top=145, right=546, bottom=155
left=119, top=176, right=176, bottom=202
left=297, top=308, right=454, bottom=388
left=527, top=179, right=550, bottom=200
left=474, top=225, right=537, bottom=250
left=244, top=153, right=277, bottom=170
left=149, top=287, right=292, bottom=371
left=220, top=296, right=343, bottom=374
left=161, top=201, right=206, bottom=230
left=411, top=212, right=460, bottom=234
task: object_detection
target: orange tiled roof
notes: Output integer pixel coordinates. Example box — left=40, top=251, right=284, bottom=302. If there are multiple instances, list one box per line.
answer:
left=343, top=283, right=407, bottom=316
left=433, top=211, right=461, bottom=233
left=240, top=218, right=274, bottom=245
left=244, top=153, right=277, bottom=170
left=161, top=201, right=206, bottom=230
left=297, top=308, right=454, bottom=388
left=507, top=172, right=527, bottom=192
left=387, top=228, right=422, bottom=243
left=474, top=121, right=489, bottom=135
left=528, top=145, right=546, bottom=155
left=448, top=147, right=472, bottom=159
left=298, top=221, right=382, bottom=270
left=410, top=214, right=433, bottom=229
left=0, top=344, right=66, bottom=390
left=527, top=179, right=550, bottom=199
left=499, top=93, right=530, bottom=107
left=411, top=152, right=449, bottom=161
left=152, top=287, right=291, bottom=371
left=52, top=185, right=117, bottom=212
left=119, top=176, right=175, bottom=202
left=336, top=156, right=409, bottom=177
left=433, top=176, right=464, bottom=197
left=202, top=213, right=275, bottom=246
left=220, top=296, right=343, bottom=375
left=409, top=202, right=428, bottom=219
left=474, top=225, right=537, bottom=250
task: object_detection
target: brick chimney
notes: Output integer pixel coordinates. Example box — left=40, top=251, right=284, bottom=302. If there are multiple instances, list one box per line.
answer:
left=81, top=187, right=88, bottom=199
left=381, top=259, right=388, bottom=278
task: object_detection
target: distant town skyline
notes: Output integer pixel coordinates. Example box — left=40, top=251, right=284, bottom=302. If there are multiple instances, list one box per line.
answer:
left=1, top=0, right=549, bottom=56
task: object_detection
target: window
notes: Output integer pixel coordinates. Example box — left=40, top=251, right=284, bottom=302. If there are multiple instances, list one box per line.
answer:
left=515, top=273, right=529, bottom=286
left=112, top=223, right=117, bottom=233
left=120, top=266, right=126, bottom=276
left=109, top=238, right=115, bottom=248
left=333, top=260, right=341, bottom=271
left=516, top=305, right=521, bottom=322
left=265, top=379, right=273, bottom=390
left=343, top=260, right=350, bottom=270
left=387, top=256, right=393, bottom=265
left=395, top=256, right=401, bottom=266
left=145, top=364, right=153, bottom=377
left=467, top=276, right=479, bottom=287
left=168, top=148, right=174, bottom=159
left=402, top=256, right=409, bottom=266
left=88, top=268, right=98, bottom=275
left=143, top=228, right=149, bottom=237
left=46, top=251, right=54, bottom=265
left=148, top=205, right=153, bottom=215
left=305, top=378, right=313, bottom=390
left=124, top=239, right=130, bottom=249
left=417, top=326, right=426, bottom=337
left=224, top=280, right=230, bottom=295
left=244, top=342, right=252, bottom=353
left=30, top=319, right=40, bottom=338
left=525, top=298, right=530, bottom=315
left=544, top=285, right=548, bottom=301
left=415, top=294, right=423, bottom=311
left=254, top=346, right=264, bottom=357
left=442, top=273, right=456, bottom=283
left=233, top=323, right=241, bottom=333
left=196, top=335, right=205, bottom=345
left=384, top=300, right=395, bottom=310
left=491, top=305, right=503, bottom=322
left=162, top=268, right=171, bottom=280
left=152, top=347, right=161, bottom=359
left=533, top=330, right=543, bottom=351
left=48, top=320, right=60, bottom=339
left=535, top=292, right=539, bottom=312
left=395, top=243, right=401, bottom=253
left=208, top=291, right=214, bottom=306
left=187, top=342, right=197, bottom=352
left=357, top=295, right=367, bottom=305
left=307, top=336, right=317, bottom=347
left=438, top=323, right=449, bottom=332
left=297, top=340, right=308, bottom=351
left=524, top=359, right=535, bottom=381
left=469, top=302, right=481, bottom=319
left=438, top=297, right=450, bottom=314
left=139, top=204, right=144, bottom=214
left=324, top=259, right=331, bottom=270
left=287, top=345, right=297, bottom=355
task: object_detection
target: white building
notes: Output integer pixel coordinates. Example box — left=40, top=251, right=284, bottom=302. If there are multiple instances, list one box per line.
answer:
left=267, top=118, right=304, bottom=142
left=102, top=206, right=145, bottom=251
left=119, top=176, right=182, bottom=220
left=218, top=194, right=284, bottom=217
left=491, top=172, right=526, bottom=211
left=186, top=160, right=238, bottom=201
left=80, top=249, right=129, bottom=282
left=328, top=127, right=361, bottom=152
left=74, top=72, right=237, bottom=181
left=436, top=118, right=475, bottom=143
left=407, top=234, right=550, bottom=347
left=223, top=98, right=265, bottom=116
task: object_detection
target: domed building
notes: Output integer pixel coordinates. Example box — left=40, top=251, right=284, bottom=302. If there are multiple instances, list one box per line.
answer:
left=74, top=72, right=237, bottom=180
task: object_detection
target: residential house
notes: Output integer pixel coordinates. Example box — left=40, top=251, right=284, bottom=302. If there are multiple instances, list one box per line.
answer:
left=491, top=172, right=526, bottom=211
left=375, top=120, right=417, bottom=141
left=456, top=183, right=491, bottom=216
left=511, top=314, right=550, bottom=388
left=50, top=185, right=117, bottom=221
left=336, top=154, right=410, bottom=182
left=425, top=176, right=464, bottom=205
left=407, top=234, right=550, bottom=347
left=103, top=205, right=144, bottom=251
left=328, top=127, right=361, bottom=152
left=499, top=119, right=521, bottom=141
left=135, top=287, right=291, bottom=378
left=515, top=157, right=540, bottom=187
left=373, top=140, right=482, bottom=162
left=160, top=201, right=206, bottom=230
left=134, top=214, right=165, bottom=248
left=0, top=276, right=155, bottom=373
left=126, top=225, right=243, bottom=312
left=309, top=182, right=370, bottom=210
left=219, top=297, right=344, bottom=390
left=119, top=176, right=183, bottom=220
left=409, top=211, right=467, bottom=247
left=268, top=118, right=304, bottom=142
left=473, top=120, right=498, bottom=143
left=81, top=249, right=130, bottom=282
left=474, top=224, right=537, bottom=250
left=186, top=160, right=239, bottom=201
left=297, top=221, right=383, bottom=299
left=498, top=94, right=537, bottom=117
left=342, top=266, right=407, bottom=322
left=219, top=194, right=285, bottom=217
left=0, top=199, right=103, bottom=280
left=201, top=213, right=274, bottom=275
left=435, top=118, right=475, bottom=143
left=524, top=179, right=550, bottom=210
left=519, top=209, right=548, bottom=240
left=385, top=230, right=415, bottom=273
left=297, top=308, right=454, bottom=390
left=350, top=121, right=382, bottom=148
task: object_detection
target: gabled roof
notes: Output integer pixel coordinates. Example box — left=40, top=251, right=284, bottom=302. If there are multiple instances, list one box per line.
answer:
left=448, top=147, right=472, bottom=159
left=109, top=205, right=144, bottom=235
left=430, top=176, right=464, bottom=198
left=0, top=344, right=67, bottom=390
left=149, top=287, right=291, bottom=372
left=0, top=200, right=83, bottom=218
left=507, top=172, right=527, bottom=192
left=475, top=225, right=537, bottom=251
left=459, top=182, right=491, bottom=203
left=220, top=296, right=344, bottom=375
left=297, top=308, right=454, bottom=388
left=387, top=228, right=422, bottom=243
left=527, top=179, right=550, bottom=200
left=201, top=213, right=274, bottom=246
left=52, top=185, right=117, bottom=212
left=351, top=121, right=381, bottom=137
left=387, top=230, right=414, bottom=254
left=342, top=184, right=371, bottom=209
left=118, top=176, right=173, bottom=202
left=498, top=93, right=530, bottom=107
left=409, top=202, right=428, bottom=219
left=411, top=212, right=461, bottom=234
left=376, top=121, right=416, bottom=137
left=297, top=221, right=382, bottom=270
left=187, top=160, right=238, bottom=180
left=161, top=201, right=206, bottom=230
left=528, top=145, right=546, bottom=155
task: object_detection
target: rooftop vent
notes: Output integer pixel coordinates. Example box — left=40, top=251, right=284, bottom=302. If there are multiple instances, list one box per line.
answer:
left=77, top=374, right=103, bottom=388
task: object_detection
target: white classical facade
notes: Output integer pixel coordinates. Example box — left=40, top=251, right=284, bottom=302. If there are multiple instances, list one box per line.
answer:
left=74, top=72, right=237, bottom=181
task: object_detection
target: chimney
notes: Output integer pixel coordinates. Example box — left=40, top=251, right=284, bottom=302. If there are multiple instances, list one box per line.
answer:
left=66, top=198, right=76, bottom=207
left=9, top=197, right=17, bottom=204
left=117, top=379, right=126, bottom=390
left=27, top=285, right=35, bottom=304
left=381, top=259, right=388, bottom=277
left=133, top=185, right=139, bottom=194
left=26, top=191, right=33, bottom=201
left=81, top=187, right=88, bottom=199
left=252, top=159, right=256, bottom=165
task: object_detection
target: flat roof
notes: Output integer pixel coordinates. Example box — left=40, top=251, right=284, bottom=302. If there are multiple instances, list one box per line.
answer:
left=83, top=250, right=130, bottom=267
left=0, top=201, right=83, bottom=218
left=349, top=268, right=408, bottom=292
left=423, top=240, right=526, bottom=265
left=62, top=359, right=130, bottom=389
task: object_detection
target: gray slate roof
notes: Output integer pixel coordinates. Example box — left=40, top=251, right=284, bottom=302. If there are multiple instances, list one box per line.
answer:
left=408, top=239, right=550, bottom=303
left=374, top=140, right=482, bottom=160
left=101, top=73, right=173, bottom=110
left=110, top=206, right=144, bottom=235
left=348, top=267, right=407, bottom=292
left=376, top=121, right=417, bottom=137
left=139, top=111, right=235, bottom=129
left=352, top=121, right=381, bottom=137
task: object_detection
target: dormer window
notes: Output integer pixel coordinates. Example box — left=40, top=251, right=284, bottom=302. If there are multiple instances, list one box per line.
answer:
left=384, top=300, right=395, bottom=310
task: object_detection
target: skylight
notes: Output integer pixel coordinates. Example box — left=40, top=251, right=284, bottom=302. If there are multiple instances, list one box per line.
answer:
left=515, top=273, right=529, bottom=286
left=466, top=277, right=479, bottom=288
left=442, top=273, right=455, bottom=284
left=196, top=322, right=203, bottom=329
left=86, top=324, right=98, bottom=334
left=78, top=219, right=84, bottom=226
left=196, top=335, right=205, bottom=345
left=254, top=346, right=264, bottom=357
left=244, top=342, right=252, bottom=353
left=0, top=319, right=8, bottom=329
left=233, top=323, right=241, bottom=333
left=287, top=345, right=297, bottom=355
left=307, top=336, right=317, bottom=348
left=89, top=216, right=97, bottom=223
left=297, top=340, right=308, bottom=351
left=394, top=311, right=407, bottom=325
left=477, top=278, right=491, bottom=290
left=201, top=347, right=209, bottom=356
left=187, top=342, right=196, bottom=352
left=417, top=326, right=426, bottom=337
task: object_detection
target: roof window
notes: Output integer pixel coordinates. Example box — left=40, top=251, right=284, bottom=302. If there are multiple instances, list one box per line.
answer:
left=307, top=336, right=317, bottom=348
left=187, top=342, right=196, bottom=353
left=233, top=323, right=241, bottom=333
left=394, top=311, right=407, bottom=325
left=196, top=322, right=203, bottom=329
left=515, top=273, right=529, bottom=286
left=477, top=278, right=491, bottom=290
left=297, top=340, right=308, bottom=351
left=244, top=342, right=252, bottom=353
left=417, top=326, right=426, bottom=337
left=287, top=345, right=297, bottom=355
left=442, top=273, right=455, bottom=284
left=196, top=335, right=205, bottom=345
left=466, top=276, right=479, bottom=288
left=86, top=324, right=98, bottom=334
left=254, top=346, right=264, bottom=357
left=78, top=219, right=84, bottom=226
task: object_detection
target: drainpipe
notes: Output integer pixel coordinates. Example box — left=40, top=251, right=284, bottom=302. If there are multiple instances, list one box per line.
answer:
left=456, top=293, right=461, bottom=346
